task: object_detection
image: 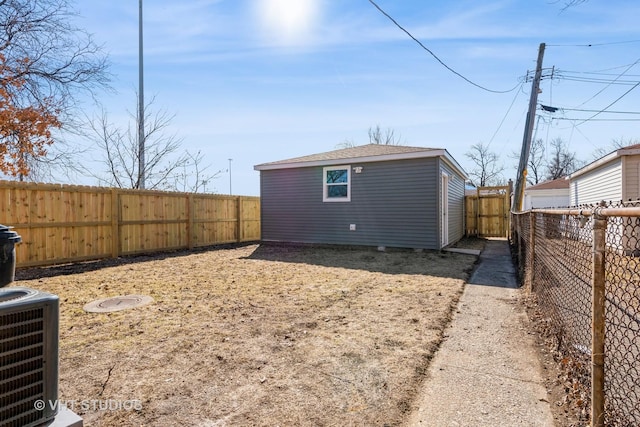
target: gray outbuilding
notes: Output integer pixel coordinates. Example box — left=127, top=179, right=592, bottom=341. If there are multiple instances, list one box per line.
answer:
left=254, top=144, right=468, bottom=250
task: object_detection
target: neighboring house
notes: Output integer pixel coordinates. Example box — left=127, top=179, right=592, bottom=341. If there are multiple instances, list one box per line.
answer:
left=524, top=178, right=570, bottom=209
left=464, top=186, right=478, bottom=197
left=569, top=144, right=640, bottom=206
left=568, top=144, right=640, bottom=254
left=254, top=144, right=468, bottom=250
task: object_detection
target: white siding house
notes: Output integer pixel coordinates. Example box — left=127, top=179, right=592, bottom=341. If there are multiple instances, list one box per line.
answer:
left=570, top=159, right=622, bottom=206
left=569, top=144, right=640, bottom=254
left=524, top=178, right=570, bottom=209
left=569, top=144, right=640, bottom=206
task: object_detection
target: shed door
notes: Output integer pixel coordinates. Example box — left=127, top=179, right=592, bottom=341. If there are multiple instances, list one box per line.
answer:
left=441, top=172, right=449, bottom=247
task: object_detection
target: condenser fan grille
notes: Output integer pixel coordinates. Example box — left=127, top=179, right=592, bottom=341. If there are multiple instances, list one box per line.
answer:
left=0, top=308, right=46, bottom=427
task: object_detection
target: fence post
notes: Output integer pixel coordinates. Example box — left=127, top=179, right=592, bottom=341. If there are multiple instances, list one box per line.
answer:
left=236, top=196, right=243, bottom=243
left=187, top=194, right=194, bottom=250
left=474, top=196, right=479, bottom=236
left=517, top=214, right=523, bottom=272
left=508, top=179, right=513, bottom=239
left=529, top=211, right=536, bottom=292
left=110, top=188, right=119, bottom=258
left=591, top=204, right=606, bottom=427
left=476, top=188, right=480, bottom=237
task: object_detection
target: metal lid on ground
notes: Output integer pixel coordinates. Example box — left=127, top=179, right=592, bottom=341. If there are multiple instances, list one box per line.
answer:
left=83, top=295, right=154, bottom=313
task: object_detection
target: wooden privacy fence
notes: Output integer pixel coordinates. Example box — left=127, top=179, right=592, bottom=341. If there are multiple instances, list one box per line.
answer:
left=0, top=180, right=260, bottom=268
left=465, top=184, right=512, bottom=237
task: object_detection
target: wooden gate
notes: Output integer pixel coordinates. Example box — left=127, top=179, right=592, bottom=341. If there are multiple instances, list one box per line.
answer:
left=465, top=185, right=511, bottom=237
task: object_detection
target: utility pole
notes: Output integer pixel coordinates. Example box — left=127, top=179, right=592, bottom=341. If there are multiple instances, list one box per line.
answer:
left=513, top=42, right=545, bottom=212
left=138, top=0, right=146, bottom=189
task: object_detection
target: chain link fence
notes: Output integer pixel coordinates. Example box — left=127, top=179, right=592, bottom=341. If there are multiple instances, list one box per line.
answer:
left=512, top=202, right=640, bottom=427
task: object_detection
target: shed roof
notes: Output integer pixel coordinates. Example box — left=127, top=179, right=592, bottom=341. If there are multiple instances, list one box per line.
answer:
left=525, top=178, right=570, bottom=191
left=570, top=144, right=640, bottom=179
left=254, top=144, right=468, bottom=178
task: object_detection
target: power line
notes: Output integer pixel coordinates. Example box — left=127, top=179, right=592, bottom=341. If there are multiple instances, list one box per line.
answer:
left=570, top=58, right=640, bottom=108
left=547, top=39, right=640, bottom=47
left=366, top=0, right=519, bottom=94
left=553, top=117, right=640, bottom=122
left=559, top=76, right=639, bottom=85
left=586, top=62, right=640, bottom=73
left=575, top=81, right=640, bottom=126
left=570, top=122, right=596, bottom=150
left=487, top=82, right=525, bottom=147
left=560, top=71, right=640, bottom=77
left=555, top=107, right=640, bottom=115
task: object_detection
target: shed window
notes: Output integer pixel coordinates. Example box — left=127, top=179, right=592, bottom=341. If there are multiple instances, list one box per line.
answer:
left=323, top=166, right=351, bottom=202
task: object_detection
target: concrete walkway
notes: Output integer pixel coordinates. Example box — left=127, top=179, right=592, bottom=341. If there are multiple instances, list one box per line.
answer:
left=407, top=239, right=554, bottom=427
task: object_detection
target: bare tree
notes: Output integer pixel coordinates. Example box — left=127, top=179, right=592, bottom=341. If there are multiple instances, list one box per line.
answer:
left=336, top=125, right=403, bottom=149
left=166, top=150, right=225, bottom=194
left=368, top=125, right=403, bottom=145
left=10, top=136, right=89, bottom=182
left=87, top=95, right=220, bottom=192
left=526, top=138, right=546, bottom=185
left=591, top=137, right=640, bottom=160
left=0, top=0, right=109, bottom=119
left=545, top=138, right=581, bottom=180
left=510, top=138, right=546, bottom=185
left=0, top=0, right=109, bottom=179
left=336, top=138, right=357, bottom=149
left=465, top=142, right=505, bottom=187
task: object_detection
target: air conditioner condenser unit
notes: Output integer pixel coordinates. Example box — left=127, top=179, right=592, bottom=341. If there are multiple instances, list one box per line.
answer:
left=0, top=287, right=59, bottom=427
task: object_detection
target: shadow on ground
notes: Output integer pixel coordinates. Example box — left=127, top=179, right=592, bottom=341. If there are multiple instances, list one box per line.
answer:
left=243, top=242, right=479, bottom=279
left=465, top=238, right=521, bottom=289
left=15, top=242, right=258, bottom=280
left=16, top=238, right=486, bottom=281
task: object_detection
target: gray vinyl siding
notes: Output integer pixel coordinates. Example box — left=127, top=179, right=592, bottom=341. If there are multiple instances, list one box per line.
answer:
left=260, top=158, right=439, bottom=249
left=440, top=160, right=465, bottom=246
left=570, top=158, right=622, bottom=206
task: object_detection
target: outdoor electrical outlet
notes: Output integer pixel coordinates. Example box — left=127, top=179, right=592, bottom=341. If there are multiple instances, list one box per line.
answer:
left=350, top=224, right=356, bottom=231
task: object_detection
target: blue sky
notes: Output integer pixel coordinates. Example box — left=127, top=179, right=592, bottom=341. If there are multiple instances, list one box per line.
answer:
left=71, top=0, right=640, bottom=195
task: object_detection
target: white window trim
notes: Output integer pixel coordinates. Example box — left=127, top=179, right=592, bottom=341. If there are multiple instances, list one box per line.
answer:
left=323, top=165, right=351, bottom=202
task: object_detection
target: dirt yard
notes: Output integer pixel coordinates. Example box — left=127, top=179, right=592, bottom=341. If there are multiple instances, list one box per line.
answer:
left=15, top=243, right=478, bottom=426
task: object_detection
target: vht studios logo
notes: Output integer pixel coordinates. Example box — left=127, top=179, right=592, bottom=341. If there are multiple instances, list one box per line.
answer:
left=34, top=399, right=142, bottom=412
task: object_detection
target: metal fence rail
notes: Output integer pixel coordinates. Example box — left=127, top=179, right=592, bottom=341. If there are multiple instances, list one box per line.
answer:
left=512, top=202, right=640, bottom=427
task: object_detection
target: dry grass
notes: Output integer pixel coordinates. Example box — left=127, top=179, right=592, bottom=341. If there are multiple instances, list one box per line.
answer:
left=15, top=244, right=477, bottom=426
